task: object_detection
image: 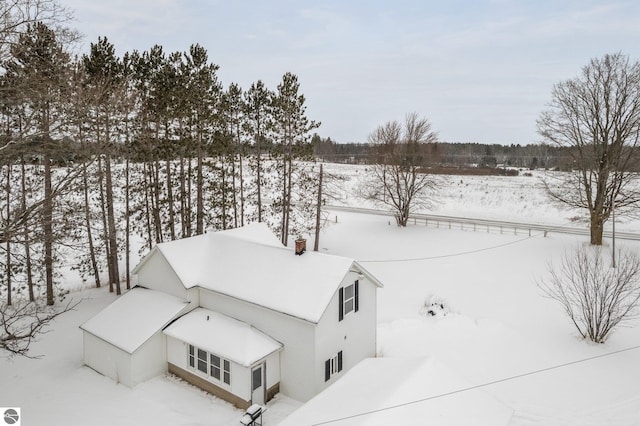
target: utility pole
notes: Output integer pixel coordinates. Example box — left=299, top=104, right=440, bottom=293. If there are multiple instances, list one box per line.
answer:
left=612, top=198, right=616, bottom=268
left=314, top=163, right=323, bottom=252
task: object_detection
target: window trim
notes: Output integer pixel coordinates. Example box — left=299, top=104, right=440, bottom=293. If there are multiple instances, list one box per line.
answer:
left=324, top=351, right=343, bottom=382
left=187, top=344, right=231, bottom=387
left=339, top=280, right=359, bottom=321
left=188, top=344, right=195, bottom=368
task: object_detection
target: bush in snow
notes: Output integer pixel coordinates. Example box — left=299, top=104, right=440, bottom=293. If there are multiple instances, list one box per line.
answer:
left=421, top=295, right=450, bottom=318
left=539, top=245, right=640, bottom=344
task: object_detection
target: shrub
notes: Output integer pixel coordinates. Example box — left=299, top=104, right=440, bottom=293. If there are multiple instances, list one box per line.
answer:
left=539, top=245, right=640, bottom=343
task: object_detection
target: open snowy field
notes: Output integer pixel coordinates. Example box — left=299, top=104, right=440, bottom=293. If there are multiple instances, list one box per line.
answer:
left=324, top=163, right=640, bottom=232
left=2, top=171, right=640, bottom=425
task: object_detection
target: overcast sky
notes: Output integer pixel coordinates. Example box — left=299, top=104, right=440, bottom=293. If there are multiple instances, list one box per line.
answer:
left=63, top=0, right=640, bottom=145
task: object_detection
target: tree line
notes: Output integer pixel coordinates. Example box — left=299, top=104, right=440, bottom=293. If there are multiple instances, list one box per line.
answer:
left=312, top=137, right=581, bottom=171
left=0, top=21, right=320, bottom=320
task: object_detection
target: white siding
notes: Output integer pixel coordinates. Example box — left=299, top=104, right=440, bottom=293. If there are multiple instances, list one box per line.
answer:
left=314, top=273, right=378, bottom=394
left=131, top=331, right=168, bottom=386
left=167, top=335, right=185, bottom=368
left=265, top=353, right=280, bottom=391
left=83, top=331, right=133, bottom=387
left=199, top=289, right=317, bottom=402
left=135, top=251, right=187, bottom=299
left=186, top=287, right=199, bottom=307
left=166, top=335, right=249, bottom=400
left=233, top=365, right=251, bottom=401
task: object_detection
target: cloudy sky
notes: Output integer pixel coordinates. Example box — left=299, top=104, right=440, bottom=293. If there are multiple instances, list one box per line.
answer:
left=63, top=0, right=640, bottom=145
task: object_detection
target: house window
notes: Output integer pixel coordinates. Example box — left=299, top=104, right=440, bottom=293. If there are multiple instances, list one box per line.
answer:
left=339, top=280, right=359, bottom=321
left=186, top=344, right=231, bottom=386
left=197, top=349, right=207, bottom=373
left=210, top=354, right=221, bottom=380
left=223, top=360, right=231, bottom=385
left=252, top=367, right=262, bottom=391
left=188, top=344, right=195, bottom=368
left=344, top=283, right=355, bottom=314
left=324, top=351, right=343, bottom=382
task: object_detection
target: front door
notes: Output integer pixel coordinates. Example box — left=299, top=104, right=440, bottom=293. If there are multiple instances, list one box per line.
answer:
left=251, top=364, right=265, bottom=405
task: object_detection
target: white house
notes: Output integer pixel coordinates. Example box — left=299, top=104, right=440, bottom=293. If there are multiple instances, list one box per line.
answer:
left=80, top=223, right=383, bottom=408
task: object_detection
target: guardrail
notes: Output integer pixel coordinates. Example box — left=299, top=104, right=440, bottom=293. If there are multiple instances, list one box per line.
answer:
left=323, top=205, right=640, bottom=241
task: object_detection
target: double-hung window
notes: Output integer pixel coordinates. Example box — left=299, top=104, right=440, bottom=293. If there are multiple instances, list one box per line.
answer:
left=187, top=344, right=231, bottom=386
left=338, top=280, right=359, bottom=321
left=210, top=354, right=221, bottom=380
left=209, top=354, right=231, bottom=385
left=197, top=349, right=207, bottom=373
left=324, top=351, right=343, bottom=382
left=188, top=344, right=195, bottom=368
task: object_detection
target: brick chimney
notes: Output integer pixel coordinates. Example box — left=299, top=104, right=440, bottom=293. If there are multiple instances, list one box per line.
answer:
left=295, top=238, right=306, bottom=256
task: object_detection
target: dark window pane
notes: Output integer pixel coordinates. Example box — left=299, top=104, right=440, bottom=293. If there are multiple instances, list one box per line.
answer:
left=198, top=359, right=207, bottom=373
left=210, top=354, right=220, bottom=368
left=211, top=366, right=220, bottom=380
left=188, top=345, right=195, bottom=367
left=345, top=284, right=353, bottom=299
left=224, top=360, right=230, bottom=372
left=224, top=371, right=231, bottom=385
left=345, top=299, right=354, bottom=314
left=198, top=349, right=206, bottom=361
left=252, top=368, right=262, bottom=391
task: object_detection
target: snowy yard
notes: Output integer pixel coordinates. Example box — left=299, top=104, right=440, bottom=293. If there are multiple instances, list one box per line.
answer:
left=2, top=172, right=640, bottom=425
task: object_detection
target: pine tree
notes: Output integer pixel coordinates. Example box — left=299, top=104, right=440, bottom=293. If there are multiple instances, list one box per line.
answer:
left=271, top=72, right=320, bottom=245
left=244, top=80, right=272, bottom=224
left=5, top=22, right=73, bottom=305
left=82, top=36, right=123, bottom=294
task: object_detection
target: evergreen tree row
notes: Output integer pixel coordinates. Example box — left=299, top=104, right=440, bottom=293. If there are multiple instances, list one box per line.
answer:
left=0, top=23, right=320, bottom=306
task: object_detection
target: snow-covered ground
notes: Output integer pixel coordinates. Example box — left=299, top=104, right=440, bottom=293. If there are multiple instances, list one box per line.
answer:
left=2, top=169, right=640, bottom=425
left=325, top=163, right=640, bottom=232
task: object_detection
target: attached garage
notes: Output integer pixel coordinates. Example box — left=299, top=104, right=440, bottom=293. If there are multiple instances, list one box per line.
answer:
left=80, top=287, right=189, bottom=387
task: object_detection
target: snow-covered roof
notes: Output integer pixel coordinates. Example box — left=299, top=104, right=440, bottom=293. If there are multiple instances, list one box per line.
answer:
left=80, top=287, right=189, bottom=354
left=163, top=308, right=282, bottom=367
left=279, top=357, right=513, bottom=426
left=137, top=223, right=379, bottom=323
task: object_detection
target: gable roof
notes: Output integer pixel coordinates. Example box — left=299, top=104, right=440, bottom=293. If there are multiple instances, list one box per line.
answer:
left=80, top=287, right=189, bottom=354
left=163, top=308, right=282, bottom=367
left=279, top=357, right=513, bottom=426
left=134, top=223, right=381, bottom=323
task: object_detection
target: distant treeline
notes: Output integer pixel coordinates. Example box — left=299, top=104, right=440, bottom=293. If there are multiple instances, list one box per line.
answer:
left=311, top=136, right=575, bottom=170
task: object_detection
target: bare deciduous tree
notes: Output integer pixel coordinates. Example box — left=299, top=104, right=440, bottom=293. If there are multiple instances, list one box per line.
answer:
left=1, top=300, right=77, bottom=357
left=363, top=112, right=438, bottom=226
left=537, top=53, right=640, bottom=245
left=539, top=245, right=640, bottom=343
left=0, top=0, right=75, bottom=61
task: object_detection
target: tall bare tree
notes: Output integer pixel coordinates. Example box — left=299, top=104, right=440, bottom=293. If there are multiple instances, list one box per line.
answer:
left=538, top=52, right=640, bottom=245
left=364, top=112, right=438, bottom=226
